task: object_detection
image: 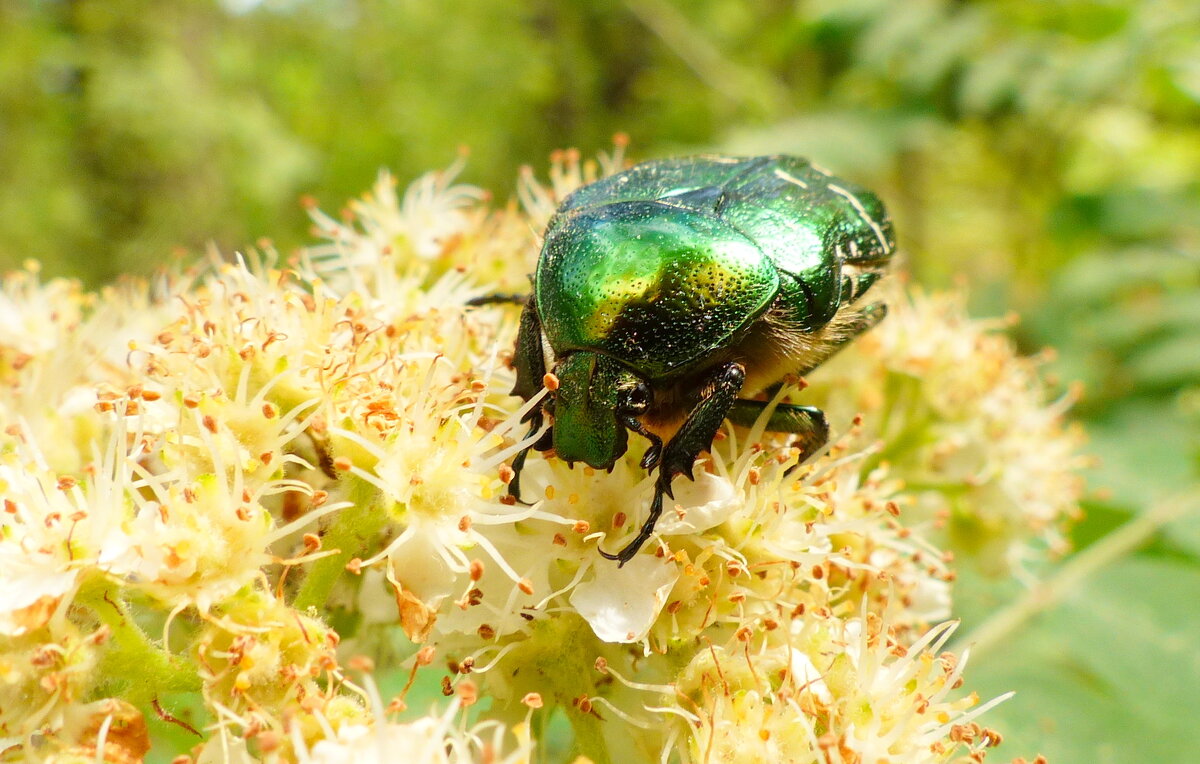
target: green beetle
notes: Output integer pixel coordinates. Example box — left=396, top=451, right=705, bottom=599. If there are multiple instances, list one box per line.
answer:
left=480, top=155, right=895, bottom=565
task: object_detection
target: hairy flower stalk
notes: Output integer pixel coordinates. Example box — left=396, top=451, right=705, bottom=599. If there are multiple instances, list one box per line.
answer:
left=0, top=149, right=1082, bottom=762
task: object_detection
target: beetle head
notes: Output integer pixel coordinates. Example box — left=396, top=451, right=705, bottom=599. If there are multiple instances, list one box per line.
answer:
left=550, top=351, right=650, bottom=470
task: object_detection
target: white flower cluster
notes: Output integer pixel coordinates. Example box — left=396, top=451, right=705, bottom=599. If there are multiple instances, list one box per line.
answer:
left=0, top=149, right=1081, bottom=762
left=804, top=288, right=1088, bottom=575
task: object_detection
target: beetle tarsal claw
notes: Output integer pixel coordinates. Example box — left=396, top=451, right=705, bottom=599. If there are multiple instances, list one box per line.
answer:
left=598, top=484, right=667, bottom=565
left=596, top=545, right=622, bottom=562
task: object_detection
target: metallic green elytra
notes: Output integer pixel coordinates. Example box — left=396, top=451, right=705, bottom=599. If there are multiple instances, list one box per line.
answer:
left=476, top=154, right=896, bottom=565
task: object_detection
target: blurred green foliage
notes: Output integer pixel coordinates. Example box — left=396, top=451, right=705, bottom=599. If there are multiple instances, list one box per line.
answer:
left=2, top=1, right=1199, bottom=762
left=4, top=1, right=1198, bottom=291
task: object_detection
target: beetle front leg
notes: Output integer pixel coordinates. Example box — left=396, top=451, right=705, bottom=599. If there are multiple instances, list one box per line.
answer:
left=465, top=292, right=529, bottom=307
left=506, top=297, right=552, bottom=502
left=658, top=362, right=746, bottom=484
left=600, top=362, right=746, bottom=565
left=507, top=412, right=553, bottom=503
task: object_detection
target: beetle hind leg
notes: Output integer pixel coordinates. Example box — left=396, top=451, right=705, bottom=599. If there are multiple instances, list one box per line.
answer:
left=727, top=399, right=829, bottom=458
left=839, top=269, right=884, bottom=304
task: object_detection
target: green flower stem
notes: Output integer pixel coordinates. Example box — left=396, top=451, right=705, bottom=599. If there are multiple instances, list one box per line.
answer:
left=293, top=477, right=385, bottom=612
left=962, top=490, right=1200, bottom=659
left=77, top=576, right=200, bottom=706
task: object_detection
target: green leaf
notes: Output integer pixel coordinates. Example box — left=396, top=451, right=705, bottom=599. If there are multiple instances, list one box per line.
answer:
left=1129, top=332, right=1200, bottom=390
left=1083, top=403, right=1193, bottom=510
left=960, top=557, right=1200, bottom=763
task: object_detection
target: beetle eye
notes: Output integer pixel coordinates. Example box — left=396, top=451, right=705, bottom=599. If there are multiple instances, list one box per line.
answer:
left=619, top=381, right=652, bottom=415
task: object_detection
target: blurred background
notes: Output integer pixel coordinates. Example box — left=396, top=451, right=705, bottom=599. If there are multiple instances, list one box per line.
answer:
left=2, top=1, right=1198, bottom=761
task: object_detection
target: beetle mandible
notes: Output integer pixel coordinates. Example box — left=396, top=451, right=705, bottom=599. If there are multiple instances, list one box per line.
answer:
left=475, top=155, right=896, bottom=565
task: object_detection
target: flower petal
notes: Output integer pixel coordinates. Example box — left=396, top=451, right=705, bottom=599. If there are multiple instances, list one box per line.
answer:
left=570, top=556, right=679, bottom=643
left=652, top=472, right=738, bottom=536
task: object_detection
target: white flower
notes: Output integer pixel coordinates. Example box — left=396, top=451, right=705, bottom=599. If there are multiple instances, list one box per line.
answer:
left=100, top=474, right=275, bottom=612
left=804, top=289, right=1087, bottom=572
left=789, top=647, right=833, bottom=704
left=305, top=163, right=486, bottom=286
left=287, top=678, right=534, bottom=764
left=672, top=616, right=1009, bottom=764
left=0, top=428, right=137, bottom=634
left=0, top=270, right=81, bottom=358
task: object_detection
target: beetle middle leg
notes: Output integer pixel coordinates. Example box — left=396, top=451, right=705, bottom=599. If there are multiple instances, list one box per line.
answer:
left=600, top=361, right=746, bottom=565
